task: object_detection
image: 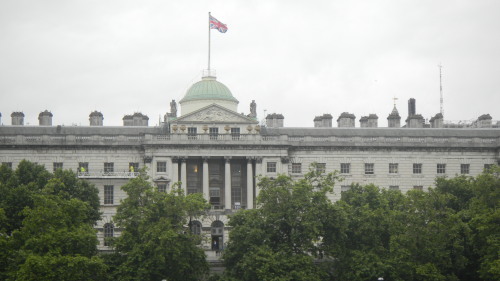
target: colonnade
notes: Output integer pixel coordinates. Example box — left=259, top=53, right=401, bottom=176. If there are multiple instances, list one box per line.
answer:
left=170, top=157, right=260, bottom=210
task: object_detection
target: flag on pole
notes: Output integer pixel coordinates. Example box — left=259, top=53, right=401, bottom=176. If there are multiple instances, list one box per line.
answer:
left=209, top=15, right=228, bottom=33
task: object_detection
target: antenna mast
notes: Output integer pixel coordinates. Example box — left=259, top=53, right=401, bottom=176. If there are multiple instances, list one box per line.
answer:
left=438, top=64, right=444, bottom=116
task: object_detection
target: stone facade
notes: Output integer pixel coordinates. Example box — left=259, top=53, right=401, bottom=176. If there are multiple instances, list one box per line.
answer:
left=1, top=74, right=499, bottom=255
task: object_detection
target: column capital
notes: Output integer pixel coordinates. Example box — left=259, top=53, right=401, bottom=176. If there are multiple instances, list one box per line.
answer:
left=224, top=156, right=232, bottom=163
left=255, top=157, right=263, bottom=164
left=172, top=156, right=179, bottom=163
left=203, top=156, right=210, bottom=162
left=180, top=157, right=187, bottom=163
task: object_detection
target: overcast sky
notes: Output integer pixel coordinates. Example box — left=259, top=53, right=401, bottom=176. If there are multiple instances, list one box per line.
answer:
left=1, top=0, right=499, bottom=127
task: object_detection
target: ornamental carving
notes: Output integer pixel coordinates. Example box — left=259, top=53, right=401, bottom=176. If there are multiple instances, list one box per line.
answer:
left=179, top=107, right=254, bottom=123
left=194, top=109, right=233, bottom=121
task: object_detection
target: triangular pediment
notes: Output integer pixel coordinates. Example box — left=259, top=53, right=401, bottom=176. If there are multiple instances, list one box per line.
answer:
left=174, top=104, right=258, bottom=124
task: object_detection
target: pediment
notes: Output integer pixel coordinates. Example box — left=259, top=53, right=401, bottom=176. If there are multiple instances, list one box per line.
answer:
left=174, top=104, right=258, bottom=124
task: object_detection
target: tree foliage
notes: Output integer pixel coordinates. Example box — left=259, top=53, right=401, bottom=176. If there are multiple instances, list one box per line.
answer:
left=223, top=164, right=500, bottom=281
left=109, top=175, right=210, bottom=281
left=223, top=165, right=343, bottom=281
left=0, top=161, right=105, bottom=281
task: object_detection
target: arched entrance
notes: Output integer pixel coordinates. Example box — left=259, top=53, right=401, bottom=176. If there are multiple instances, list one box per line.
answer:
left=211, top=220, right=224, bottom=252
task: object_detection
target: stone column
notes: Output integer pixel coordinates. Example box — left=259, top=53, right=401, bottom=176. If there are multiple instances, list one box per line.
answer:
left=247, top=157, right=254, bottom=209
left=255, top=157, right=263, bottom=198
left=203, top=157, right=209, bottom=202
left=171, top=157, right=179, bottom=187
left=180, top=158, right=187, bottom=194
left=224, top=157, right=231, bottom=210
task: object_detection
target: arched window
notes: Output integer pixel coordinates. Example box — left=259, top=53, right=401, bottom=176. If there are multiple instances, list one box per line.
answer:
left=211, top=220, right=224, bottom=236
left=190, top=220, right=202, bottom=235
left=103, top=223, right=114, bottom=246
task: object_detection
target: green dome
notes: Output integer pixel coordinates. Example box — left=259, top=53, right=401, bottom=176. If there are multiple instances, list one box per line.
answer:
left=179, top=76, right=238, bottom=103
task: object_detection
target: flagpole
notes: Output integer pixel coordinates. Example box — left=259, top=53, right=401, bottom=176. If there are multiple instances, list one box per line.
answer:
left=208, top=12, right=211, bottom=72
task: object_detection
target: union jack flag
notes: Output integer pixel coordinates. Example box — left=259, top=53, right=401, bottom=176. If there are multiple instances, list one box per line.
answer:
left=209, top=15, right=228, bottom=33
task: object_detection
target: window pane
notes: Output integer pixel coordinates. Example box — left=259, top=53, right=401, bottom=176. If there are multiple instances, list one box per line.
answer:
left=389, top=163, right=398, bottom=174
left=341, top=185, right=351, bottom=192
left=365, top=163, right=374, bottom=174
left=460, top=164, right=470, bottom=174
left=104, top=162, right=114, bottom=173
left=103, top=223, right=114, bottom=246
left=157, top=184, right=167, bottom=192
left=53, top=162, right=63, bottom=172
left=413, top=163, right=422, bottom=174
left=78, top=162, right=89, bottom=173
left=104, top=185, right=114, bottom=204
left=437, top=164, right=446, bottom=174
left=340, top=163, right=350, bottom=174
left=157, top=161, right=167, bottom=173
left=291, top=163, right=302, bottom=173
left=129, top=162, right=139, bottom=172
left=316, top=163, right=326, bottom=173
left=267, top=162, right=276, bottom=173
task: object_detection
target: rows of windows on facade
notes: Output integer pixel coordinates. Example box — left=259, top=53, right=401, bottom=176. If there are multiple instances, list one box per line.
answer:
left=187, top=127, right=240, bottom=140
left=3, top=161, right=491, bottom=177
left=266, top=162, right=493, bottom=175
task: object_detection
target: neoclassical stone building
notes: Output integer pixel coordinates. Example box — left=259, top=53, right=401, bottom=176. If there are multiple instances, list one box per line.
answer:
left=1, top=72, right=499, bottom=256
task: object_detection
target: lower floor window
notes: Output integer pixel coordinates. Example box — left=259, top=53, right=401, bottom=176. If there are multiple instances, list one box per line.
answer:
left=291, top=163, right=302, bottom=173
left=103, top=223, right=114, bottom=246
left=460, top=164, right=470, bottom=174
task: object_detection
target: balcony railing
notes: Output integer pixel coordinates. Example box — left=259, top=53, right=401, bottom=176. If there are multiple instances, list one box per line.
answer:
left=1, top=133, right=499, bottom=148
left=77, top=171, right=140, bottom=179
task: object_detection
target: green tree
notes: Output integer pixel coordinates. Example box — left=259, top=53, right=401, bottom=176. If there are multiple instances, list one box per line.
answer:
left=223, top=166, right=343, bottom=281
left=110, top=175, right=210, bottom=281
left=331, top=184, right=406, bottom=281
left=0, top=161, right=105, bottom=280
left=467, top=166, right=500, bottom=280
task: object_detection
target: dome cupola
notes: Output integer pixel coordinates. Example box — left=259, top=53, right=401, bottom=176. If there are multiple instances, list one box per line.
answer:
left=179, top=75, right=239, bottom=116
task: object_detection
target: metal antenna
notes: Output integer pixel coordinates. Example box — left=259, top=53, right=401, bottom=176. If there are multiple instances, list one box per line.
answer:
left=438, top=64, right=444, bottom=116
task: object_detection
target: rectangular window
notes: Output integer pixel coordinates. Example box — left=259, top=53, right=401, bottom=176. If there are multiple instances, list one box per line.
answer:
left=53, top=162, right=63, bottom=172
left=231, top=164, right=243, bottom=208
left=157, top=183, right=167, bottom=193
left=157, top=161, right=167, bottom=173
left=316, top=163, right=326, bottom=173
left=413, top=163, right=422, bottom=174
left=2, top=162, right=13, bottom=169
left=341, top=185, right=351, bottom=192
left=104, top=185, right=114, bottom=204
left=231, top=128, right=240, bottom=140
left=364, top=163, right=374, bottom=174
left=187, top=163, right=202, bottom=194
left=340, top=163, right=350, bottom=174
left=413, top=186, right=423, bottom=191
left=389, top=185, right=399, bottom=190
left=389, top=163, right=398, bottom=174
left=209, top=127, right=219, bottom=140
left=129, top=162, right=139, bottom=172
left=484, top=164, right=493, bottom=170
left=267, top=162, right=277, bottom=173
left=187, top=127, right=197, bottom=139
left=437, top=164, right=446, bottom=174
left=78, top=162, right=89, bottom=173
left=291, top=163, right=302, bottom=174
left=460, top=164, right=470, bottom=174
left=104, top=162, right=114, bottom=173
